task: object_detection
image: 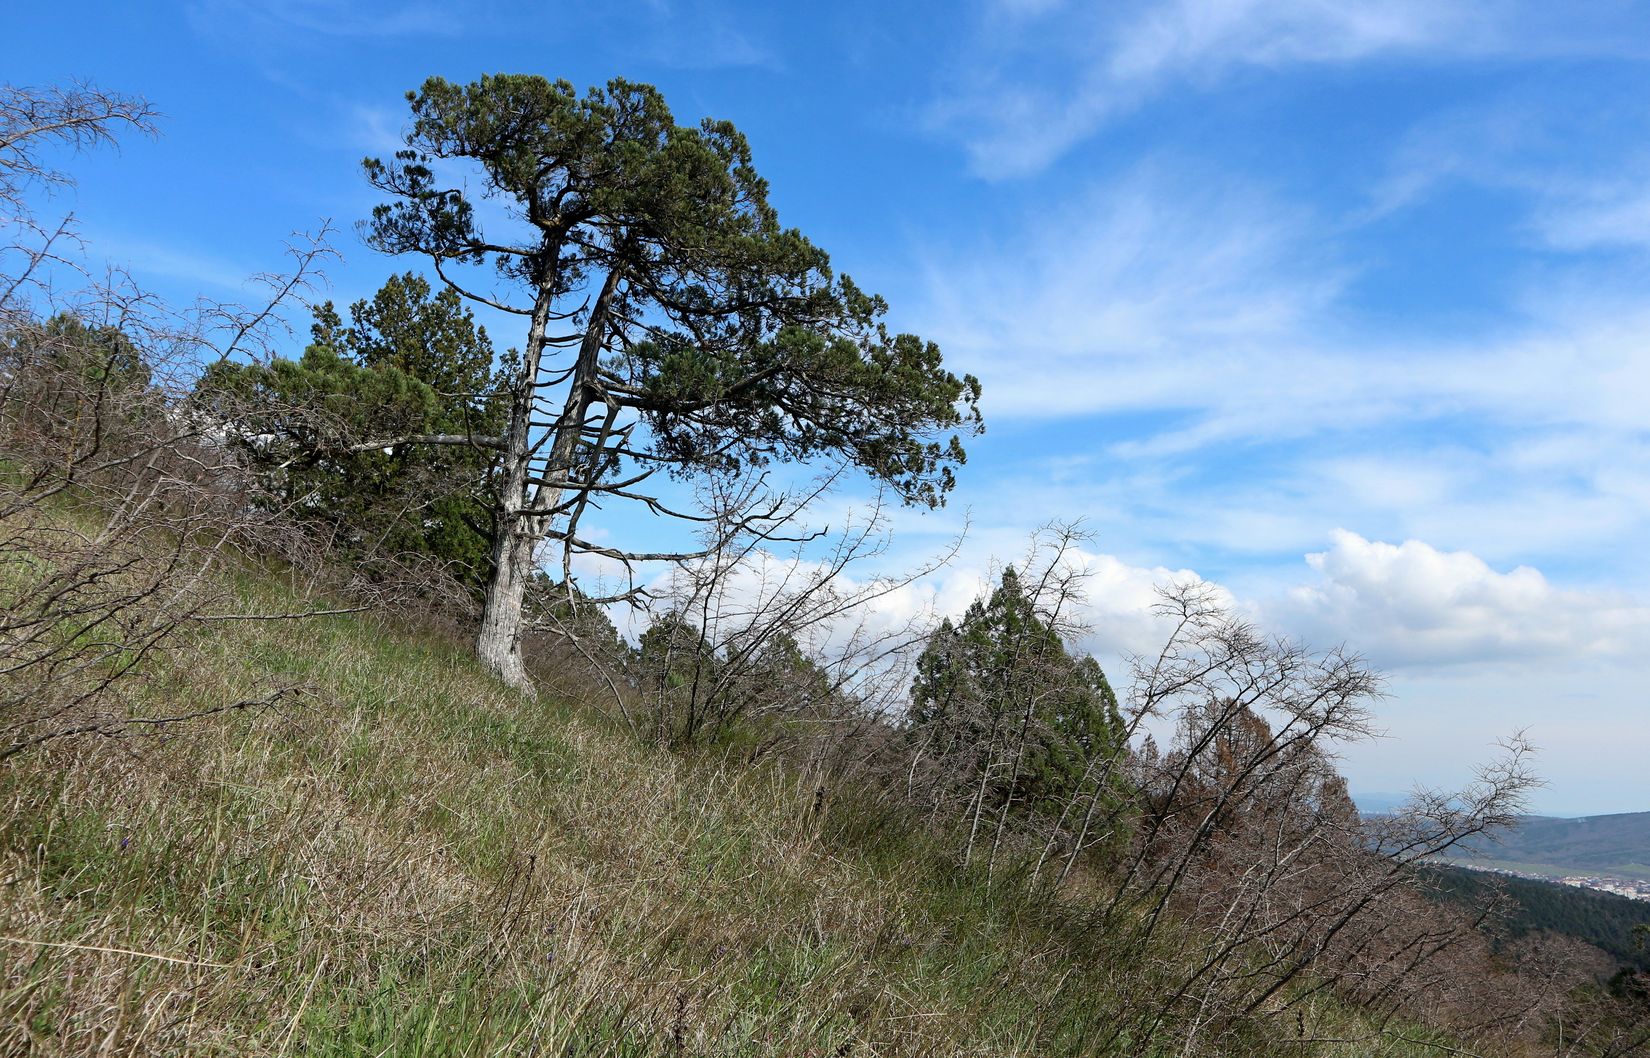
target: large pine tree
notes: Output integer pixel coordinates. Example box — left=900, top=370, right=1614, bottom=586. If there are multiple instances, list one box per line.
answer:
left=358, top=74, right=982, bottom=690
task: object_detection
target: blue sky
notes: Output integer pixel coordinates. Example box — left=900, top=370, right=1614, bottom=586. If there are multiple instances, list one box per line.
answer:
left=10, top=0, right=1650, bottom=814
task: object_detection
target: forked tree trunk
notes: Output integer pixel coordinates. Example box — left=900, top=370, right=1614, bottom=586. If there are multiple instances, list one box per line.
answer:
left=473, top=265, right=622, bottom=693
left=473, top=264, right=557, bottom=693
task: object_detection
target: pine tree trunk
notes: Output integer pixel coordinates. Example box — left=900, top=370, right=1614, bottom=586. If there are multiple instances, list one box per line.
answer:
left=473, top=265, right=621, bottom=694
left=472, top=265, right=557, bottom=693
left=477, top=521, right=536, bottom=691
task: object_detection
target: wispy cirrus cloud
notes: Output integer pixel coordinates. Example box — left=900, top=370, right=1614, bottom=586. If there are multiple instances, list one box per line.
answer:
left=570, top=0, right=783, bottom=73
left=1534, top=181, right=1650, bottom=253
left=915, top=162, right=1348, bottom=425
left=88, top=231, right=260, bottom=293
left=932, top=0, right=1650, bottom=179
left=1366, top=93, right=1650, bottom=255
left=909, top=151, right=1650, bottom=575
left=920, top=158, right=1650, bottom=442
left=186, top=0, right=467, bottom=41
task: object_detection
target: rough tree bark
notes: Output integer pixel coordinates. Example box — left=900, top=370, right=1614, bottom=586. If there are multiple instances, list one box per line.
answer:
left=477, top=264, right=621, bottom=689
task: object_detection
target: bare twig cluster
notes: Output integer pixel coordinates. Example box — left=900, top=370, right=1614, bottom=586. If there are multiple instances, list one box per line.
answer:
left=626, top=480, right=959, bottom=756
left=1055, top=582, right=1563, bottom=1054
left=0, top=84, right=331, bottom=759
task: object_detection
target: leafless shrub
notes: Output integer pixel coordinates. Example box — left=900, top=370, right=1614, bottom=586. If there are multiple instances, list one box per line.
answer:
left=0, top=84, right=334, bottom=759
left=624, top=480, right=957, bottom=761
left=1054, top=581, right=1557, bottom=1054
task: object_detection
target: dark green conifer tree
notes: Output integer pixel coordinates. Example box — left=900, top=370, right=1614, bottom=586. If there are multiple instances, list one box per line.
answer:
left=912, top=568, right=1129, bottom=866
left=358, top=74, right=981, bottom=689
left=199, top=273, right=503, bottom=579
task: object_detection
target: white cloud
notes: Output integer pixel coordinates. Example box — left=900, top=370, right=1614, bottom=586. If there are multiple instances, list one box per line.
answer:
left=89, top=232, right=261, bottom=293
left=343, top=104, right=407, bottom=155
left=570, top=0, right=782, bottom=72
left=1270, top=530, right=1650, bottom=669
left=1059, top=547, right=1229, bottom=658
left=909, top=155, right=1650, bottom=571
left=576, top=517, right=1649, bottom=812
left=1106, top=0, right=1482, bottom=81
left=593, top=523, right=1650, bottom=684
left=644, top=22, right=779, bottom=72
left=588, top=521, right=1223, bottom=680
left=1537, top=183, right=1650, bottom=252
left=1363, top=92, right=1650, bottom=255
left=919, top=165, right=1463, bottom=446
left=935, top=0, right=1645, bottom=178
left=993, top=0, right=1067, bottom=16
left=917, top=163, right=1350, bottom=425
left=834, top=537, right=1224, bottom=667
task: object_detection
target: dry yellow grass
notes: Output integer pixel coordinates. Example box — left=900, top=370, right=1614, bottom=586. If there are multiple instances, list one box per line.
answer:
left=0, top=576, right=1470, bottom=1057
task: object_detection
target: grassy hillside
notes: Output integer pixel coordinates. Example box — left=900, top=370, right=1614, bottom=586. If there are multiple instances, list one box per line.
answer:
left=1436, top=814, right=1650, bottom=880
left=0, top=573, right=1469, bottom=1057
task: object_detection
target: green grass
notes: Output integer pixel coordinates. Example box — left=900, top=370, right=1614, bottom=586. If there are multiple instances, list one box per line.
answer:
left=0, top=573, right=1483, bottom=1057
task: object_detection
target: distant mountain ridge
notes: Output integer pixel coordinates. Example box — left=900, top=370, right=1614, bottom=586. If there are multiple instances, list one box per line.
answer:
left=1435, top=810, right=1650, bottom=879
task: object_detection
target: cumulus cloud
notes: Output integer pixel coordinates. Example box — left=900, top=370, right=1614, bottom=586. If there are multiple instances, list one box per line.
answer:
left=589, top=525, right=1225, bottom=684
left=1050, top=547, right=1229, bottom=659
left=593, top=525, right=1650, bottom=681
left=1270, top=530, right=1650, bottom=669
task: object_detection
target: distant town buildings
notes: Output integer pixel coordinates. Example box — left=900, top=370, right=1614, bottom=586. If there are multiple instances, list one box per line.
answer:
left=1556, top=875, right=1650, bottom=901
left=1446, top=861, right=1650, bottom=901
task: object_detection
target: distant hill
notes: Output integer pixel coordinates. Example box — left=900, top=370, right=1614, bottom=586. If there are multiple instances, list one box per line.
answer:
left=1435, top=811, right=1650, bottom=880
left=1421, top=864, right=1650, bottom=971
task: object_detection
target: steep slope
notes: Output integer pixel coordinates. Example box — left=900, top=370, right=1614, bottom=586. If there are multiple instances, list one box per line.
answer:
left=1423, top=865, right=1650, bottom=970
left=0, top=576, right=1478, bottom=1057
